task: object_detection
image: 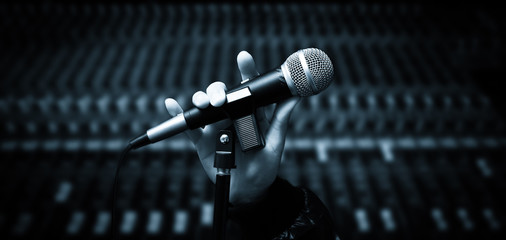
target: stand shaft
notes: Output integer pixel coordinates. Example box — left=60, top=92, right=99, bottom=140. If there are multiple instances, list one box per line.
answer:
left=213, top=173, right=231, bottom=240
left=213, top=129, right=235, bottom=240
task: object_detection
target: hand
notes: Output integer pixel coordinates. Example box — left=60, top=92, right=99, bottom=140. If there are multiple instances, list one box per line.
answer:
left=164, top=51, right=300, bottom=205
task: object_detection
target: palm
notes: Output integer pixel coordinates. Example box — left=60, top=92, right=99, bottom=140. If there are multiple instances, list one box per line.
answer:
left=193, top=113, right=283, bottom=205
left=165, top=51, right=299, bottom=205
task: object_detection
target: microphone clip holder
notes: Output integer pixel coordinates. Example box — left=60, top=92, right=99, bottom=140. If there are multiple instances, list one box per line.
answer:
left=213, top=127, right=235, bottom=240
left=226, top=87, right=265, bottom=152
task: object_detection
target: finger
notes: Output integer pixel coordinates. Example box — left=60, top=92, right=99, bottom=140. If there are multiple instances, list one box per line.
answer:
left=237, top=51, right=268, bottom=131
left=164, top=98, right=184, bottom=117
left=237, top=51, right=259, bottom=81
left=265, top=97, right=301, bottom=153
left=192, top=91, right=210, bottom=109
left=165, top=98, right=203, bottom=143
left=255, top=107, right=270, bottom=133
left=206, top=81, right=227, bottom=107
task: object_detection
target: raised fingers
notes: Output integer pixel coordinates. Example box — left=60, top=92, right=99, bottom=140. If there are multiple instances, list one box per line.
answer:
left=206, top=81, right=227, bottom=107
left=237, top=51, right=259, bottom=81
left=192, top=91, right=210, bottom=109
left=164, top=98, right=184, bottom=116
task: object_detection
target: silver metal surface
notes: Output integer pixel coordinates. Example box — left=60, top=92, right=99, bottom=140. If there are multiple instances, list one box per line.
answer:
left=298, top=50, right=318, bottom=94
left=216, top=168, right=231, bottom=175
left=281, top=63, right=298, bottom=96
left=283, top=48, right=334, bottom=97
left=219, top=134, right=230, bottom=144
left=147, top=114, right=187, bottom=142
left=226, top=87, right=252, bottom=103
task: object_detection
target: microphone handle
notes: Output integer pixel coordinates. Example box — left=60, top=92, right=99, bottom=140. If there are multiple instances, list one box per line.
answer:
left=184, top=68, right=293, bottom=129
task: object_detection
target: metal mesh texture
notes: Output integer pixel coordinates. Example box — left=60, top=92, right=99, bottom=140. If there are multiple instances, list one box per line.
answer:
left=302, top=48, right=334, bottom=94
left=285, top=48, right=334, bottom=97
left=234, top=114, right=264, bottom=151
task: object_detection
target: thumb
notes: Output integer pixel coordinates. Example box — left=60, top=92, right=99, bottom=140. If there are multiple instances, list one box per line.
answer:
left=265, top=97, right=301, bottom=153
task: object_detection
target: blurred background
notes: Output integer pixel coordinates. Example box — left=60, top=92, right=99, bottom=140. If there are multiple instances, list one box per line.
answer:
left=0, top=0, right=505, bottom=239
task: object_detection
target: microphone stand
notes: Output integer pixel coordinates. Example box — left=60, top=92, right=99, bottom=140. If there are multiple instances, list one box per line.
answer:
left=211, top=90, right=265, bottom=240
left=213, top=127, right=236, bottom=240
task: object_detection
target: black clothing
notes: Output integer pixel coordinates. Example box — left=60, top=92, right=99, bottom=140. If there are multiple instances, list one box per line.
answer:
left=228, top=178, right=338, bottom=240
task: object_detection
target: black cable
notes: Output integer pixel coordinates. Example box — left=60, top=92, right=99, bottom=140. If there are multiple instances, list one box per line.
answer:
left=112, top=143, right=132, bottom=240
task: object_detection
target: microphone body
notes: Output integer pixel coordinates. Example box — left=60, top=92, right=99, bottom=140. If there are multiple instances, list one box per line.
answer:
left=132, top=69, right=292, bottom=148
left=130, top=48, right=334, bottom=149
left=184, top=69, right=292, bottom=130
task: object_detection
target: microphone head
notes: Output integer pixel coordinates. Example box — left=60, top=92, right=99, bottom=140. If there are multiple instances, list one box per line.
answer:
left=281, top=48, right=334, bottom=97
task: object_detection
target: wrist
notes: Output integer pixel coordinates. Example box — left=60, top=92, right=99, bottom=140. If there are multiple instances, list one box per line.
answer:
left=228, top=177, right=305, bottom=239
left=229, top=185, right=269, bottom=206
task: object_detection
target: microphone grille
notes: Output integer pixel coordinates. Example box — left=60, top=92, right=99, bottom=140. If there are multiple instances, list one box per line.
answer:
left=285, top=48, right=334, bottom=97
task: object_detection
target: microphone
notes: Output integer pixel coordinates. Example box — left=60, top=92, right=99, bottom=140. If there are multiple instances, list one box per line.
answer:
left=130, top=48, right=334, bottom=149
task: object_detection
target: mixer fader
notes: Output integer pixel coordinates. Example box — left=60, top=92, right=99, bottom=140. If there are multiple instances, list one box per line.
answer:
left=0, top=2, right=505, bottom=240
